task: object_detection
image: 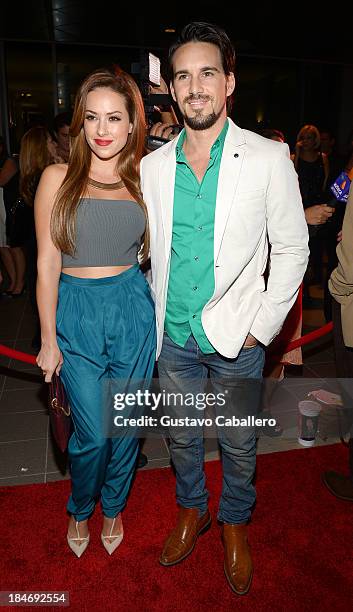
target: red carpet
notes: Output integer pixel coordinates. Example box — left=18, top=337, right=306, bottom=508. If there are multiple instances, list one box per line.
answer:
left=0, top=444, right=352, bottom=611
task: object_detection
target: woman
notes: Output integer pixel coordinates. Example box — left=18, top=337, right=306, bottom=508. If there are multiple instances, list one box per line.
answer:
left=35, top=68, right=156, bottom=557
left=20, top=127, right=57, bottom=208
left=291, top=124, right=333, bottom=299
left=18, top=126, right=57, bottom=344
left=291, top=124, right=329, bottom=201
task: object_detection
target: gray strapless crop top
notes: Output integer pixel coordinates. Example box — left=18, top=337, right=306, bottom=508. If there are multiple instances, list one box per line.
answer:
left=62, top=198, right=146, bottom=267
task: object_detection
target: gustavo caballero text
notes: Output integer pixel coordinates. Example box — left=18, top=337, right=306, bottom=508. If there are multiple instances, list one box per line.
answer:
left=113, top=415, right=275, bottom=428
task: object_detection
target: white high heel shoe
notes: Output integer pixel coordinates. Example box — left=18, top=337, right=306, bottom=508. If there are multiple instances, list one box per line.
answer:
left=101, top=515, right=124, bottom=556
left=67, top=520, right=90, bottom=558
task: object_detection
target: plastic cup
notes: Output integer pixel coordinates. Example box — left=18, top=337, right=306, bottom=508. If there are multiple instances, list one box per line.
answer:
left=298, top=400, right=321, bottom=447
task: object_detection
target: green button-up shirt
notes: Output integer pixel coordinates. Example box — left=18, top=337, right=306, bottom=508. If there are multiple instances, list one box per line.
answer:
left=164, top=119, right=229, bottom=353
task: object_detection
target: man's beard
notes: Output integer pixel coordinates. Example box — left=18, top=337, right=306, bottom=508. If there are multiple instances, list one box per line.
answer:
left=181, top=96, right=225, bottom=131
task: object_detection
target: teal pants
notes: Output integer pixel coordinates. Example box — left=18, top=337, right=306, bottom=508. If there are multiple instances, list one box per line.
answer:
left=56, top=265, right=156, bottom=521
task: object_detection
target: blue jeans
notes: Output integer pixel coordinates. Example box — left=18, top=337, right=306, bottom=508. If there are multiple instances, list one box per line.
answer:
left=158, top=334, right=265, bottom=524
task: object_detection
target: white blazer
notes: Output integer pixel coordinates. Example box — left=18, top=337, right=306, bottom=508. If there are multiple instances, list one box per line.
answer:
left=141, top=118, right=309, bottom=359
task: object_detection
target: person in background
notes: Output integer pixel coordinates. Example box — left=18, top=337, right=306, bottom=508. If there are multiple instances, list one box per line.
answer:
left=0, top=170, right=6, bottom=263
left=19, top=126, right=57, bottom=345
left=319, top=128, right=347, bottom=184
left=259, top=128, right=285, bottom=143
left=146, top=75, right=181, bottom=151
left=0, top=135, right=20, bottom=295
left=343, top=130, right=353, bottom=174
left=53, top=112, right=72, bottom=163
left=323, top=184, right=353, bottom=501
left=141, top=21, right=309, bottom=595
left=292, top=124, right=330, bottom=195
left=35, top=67, right=156, bottom=558
left=291, top=124, right=334, bottom=305
left=319, top=127, right=349, bottom=322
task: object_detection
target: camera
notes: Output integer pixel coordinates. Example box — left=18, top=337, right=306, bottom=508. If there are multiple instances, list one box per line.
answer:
left=132, top=51, right=172, bottom=124
left=132, top=51, right=182, bottom=150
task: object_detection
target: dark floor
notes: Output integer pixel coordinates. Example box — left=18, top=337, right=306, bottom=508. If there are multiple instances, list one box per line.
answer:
left=0, top=284, right=342, bottom=486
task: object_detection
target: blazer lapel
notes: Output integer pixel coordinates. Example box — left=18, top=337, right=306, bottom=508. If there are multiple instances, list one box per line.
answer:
left=214, top=121, right=246, bottom=261
left=156, top=121, right=246, bottom=261
left=158, top=139, right=179, bottom=257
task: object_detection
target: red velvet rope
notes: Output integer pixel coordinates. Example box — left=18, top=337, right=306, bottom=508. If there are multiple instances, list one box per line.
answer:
left=0, top=345, right=37, bottom=365
left=282, top=321, right=333, bottom=353
left=0, top=321, right=334, bottom=367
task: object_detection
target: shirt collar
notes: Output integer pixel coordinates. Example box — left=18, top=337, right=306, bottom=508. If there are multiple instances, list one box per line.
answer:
left=175, top=118, right=229, bottom=161
left=210, top=119, right=228, bottom=159
left=175, top=129, right=186, bottom=160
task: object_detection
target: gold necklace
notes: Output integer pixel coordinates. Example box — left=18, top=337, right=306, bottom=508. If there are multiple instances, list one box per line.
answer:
left=87, top=177, right=124, bottom=190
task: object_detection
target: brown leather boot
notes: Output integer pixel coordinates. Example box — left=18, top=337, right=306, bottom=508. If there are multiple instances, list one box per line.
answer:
left=159, top=507, right=211, bottom=566
left=222, top=523, right=253, bottom=595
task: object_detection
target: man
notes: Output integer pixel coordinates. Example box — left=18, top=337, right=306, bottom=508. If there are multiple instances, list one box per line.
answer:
left=140, top=22, right=309, bottom=595
left=319, top=128, right=346, bottom=181
left=323, top=184, right=353, bottom=501
left=53, top=112, right=72, bottom=163
left=319, top=127, right=347, bottom=321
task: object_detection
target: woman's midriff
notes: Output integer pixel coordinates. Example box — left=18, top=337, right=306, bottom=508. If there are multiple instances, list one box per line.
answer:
left=61, top=265, right=134, bottom=278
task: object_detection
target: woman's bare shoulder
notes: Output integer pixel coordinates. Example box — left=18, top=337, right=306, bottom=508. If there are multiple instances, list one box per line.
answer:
left=35, top=164, right=69, bottom=207
left=41, top=163, right=67, bottom=182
